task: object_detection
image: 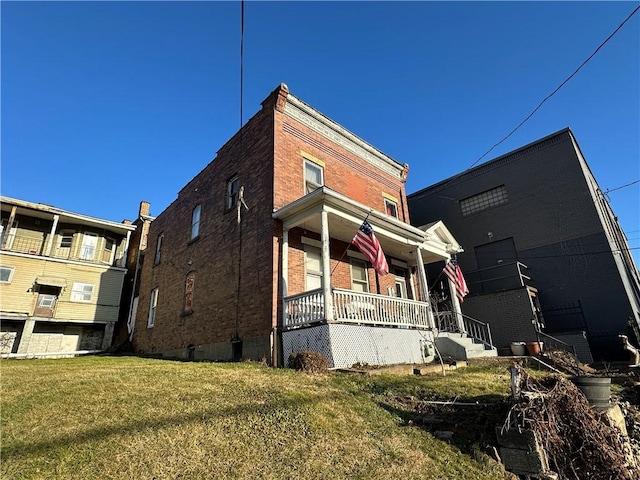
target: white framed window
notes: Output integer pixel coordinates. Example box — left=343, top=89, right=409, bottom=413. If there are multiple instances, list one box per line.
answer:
left=226, top=175, right=239, bottom=210
left=350, top=259, right=369, bottom=293
left=304, top=246, right=323, bottom=291
left=384, top=198, right=398, bottom=218
left=154, top=233, right=163, bottom=265
left=79, top=233, right=98, bottom=260
left=393, top=267, right=408, bottom=299
left=304, top=160, right=324, bottom=193
left=37, top=294, right=57, bottom=309
left=148, top=287, right=159, bottom=328
left=71, top=282, right=94, bottom=302
left=191, top=205, right=201, bottom=240
left=0, top=266, right=15, bottom=283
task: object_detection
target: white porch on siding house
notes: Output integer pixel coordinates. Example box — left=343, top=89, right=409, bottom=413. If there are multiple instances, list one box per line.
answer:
left=273, top=187, right=463, bottom=368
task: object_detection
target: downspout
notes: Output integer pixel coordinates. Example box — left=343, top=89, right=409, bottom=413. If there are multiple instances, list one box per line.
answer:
left=127, top=222, right=144, bottom=341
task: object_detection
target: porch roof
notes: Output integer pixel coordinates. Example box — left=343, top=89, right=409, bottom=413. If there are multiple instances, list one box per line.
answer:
left=273, top=187, right=461, bottom=264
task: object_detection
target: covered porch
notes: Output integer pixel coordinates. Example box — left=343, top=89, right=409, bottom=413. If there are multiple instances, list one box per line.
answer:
left=273, top=187, right=465, bottom=368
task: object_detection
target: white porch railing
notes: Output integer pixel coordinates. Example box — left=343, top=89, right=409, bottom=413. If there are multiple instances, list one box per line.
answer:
left=283, top=288, right=432, bottom=331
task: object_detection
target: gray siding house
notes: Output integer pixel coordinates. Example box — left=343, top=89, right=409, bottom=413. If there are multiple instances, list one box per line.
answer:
left=407, top=128, right=640, bottom=362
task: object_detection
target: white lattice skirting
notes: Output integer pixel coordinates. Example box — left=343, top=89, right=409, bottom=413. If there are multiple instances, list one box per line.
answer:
left=282, top=324, right=434, bottom=369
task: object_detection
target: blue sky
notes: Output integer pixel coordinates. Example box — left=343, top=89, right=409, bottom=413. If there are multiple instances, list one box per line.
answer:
left=2, top=1, right=639, bottom=260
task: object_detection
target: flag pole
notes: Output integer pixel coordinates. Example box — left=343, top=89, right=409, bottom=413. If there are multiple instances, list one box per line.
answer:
left=329, top=209, right=373, bottom=277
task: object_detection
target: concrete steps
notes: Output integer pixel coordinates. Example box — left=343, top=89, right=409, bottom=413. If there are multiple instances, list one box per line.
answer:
left=435, top=332, right=498, bottom=361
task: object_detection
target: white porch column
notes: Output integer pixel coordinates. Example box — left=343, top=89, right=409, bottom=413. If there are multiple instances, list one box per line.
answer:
left=281, top=228, right=289, bottom=327
left=320, top=209, right=334, bottom=321
left=45, top=214, right=59, bottom=256
left=448, top=277, right=466, bottom=333
left=414, top=248, right=435, bottom=329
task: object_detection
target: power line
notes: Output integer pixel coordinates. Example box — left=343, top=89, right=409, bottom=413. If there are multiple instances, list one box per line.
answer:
left=604, top=179, right=640, bottom=194
left=470, top=4, right=640, bottom=169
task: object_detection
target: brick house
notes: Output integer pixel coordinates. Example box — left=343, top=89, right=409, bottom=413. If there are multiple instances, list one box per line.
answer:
left=0, top=196, right=136, bottom=357
left=130, top=83, right=486, bottom=368
left=407, top=128, right=640, bottom=362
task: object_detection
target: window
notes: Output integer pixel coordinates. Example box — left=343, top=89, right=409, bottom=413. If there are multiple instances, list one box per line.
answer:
left=460, top=185, right=508, bottom=216
left=0, top=266, right=15, bottom=283
left=384, top=199, right=398, bottom=218
left=71, top=282, right=94, bottom=302
left=304, top=160, right=324, bottom=193
left=0, top=220, right=17, bottom=249
left=226, top=176, right=239, bottom=210
left=102, top=237, right=116, bottom=264
left=305, top=246, right=323, bottom=290
left=148, top=287, right=159, bottom=328
left=191, top=205, right=201, bottom=240
left=350, top=260, right=369, bottom=293
left=60, top=232, right=73, bottom=248
left=184, top=272, right=195, bottom=313
left=393, top=267, right=408, bottom=299
left=37, top=294, right=57, bottom=309
left=79, top=233, right=98, bottom=260
left=154, top=233, right=163, bottom=265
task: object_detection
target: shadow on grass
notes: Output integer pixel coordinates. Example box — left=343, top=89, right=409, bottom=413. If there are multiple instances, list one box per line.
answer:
left=377, top=394, right=511, bottom=455
left=2, top=393, right=322, bottom=461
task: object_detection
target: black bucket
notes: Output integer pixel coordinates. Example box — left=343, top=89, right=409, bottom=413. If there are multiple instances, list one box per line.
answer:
left=570, top=376, right=611, bottom=410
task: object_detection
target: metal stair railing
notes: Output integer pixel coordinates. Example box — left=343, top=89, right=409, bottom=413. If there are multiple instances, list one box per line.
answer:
left=436, top=311, right=494, bottom=350
left=460, top=313, right=494, bottom=350
left=535, top=330, right=577, bottom=358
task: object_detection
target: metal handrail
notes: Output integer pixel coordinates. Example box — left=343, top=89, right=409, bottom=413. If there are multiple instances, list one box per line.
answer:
left=461, top=313, right=493, bottom=349
left=436, top=310, right=494, bottom=349
left=535, top=330, right=577, bottom=358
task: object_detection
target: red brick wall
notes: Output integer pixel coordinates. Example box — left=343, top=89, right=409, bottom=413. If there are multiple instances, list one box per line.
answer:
left=273, top=110, right=409, bottom=222
left=132, top=101, right=276, bottom=355
left=132, top=84, right=415, bottom=359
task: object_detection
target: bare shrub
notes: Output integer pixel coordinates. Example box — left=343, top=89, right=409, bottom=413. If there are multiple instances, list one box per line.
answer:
left=288, top=350, right=329, bottom=373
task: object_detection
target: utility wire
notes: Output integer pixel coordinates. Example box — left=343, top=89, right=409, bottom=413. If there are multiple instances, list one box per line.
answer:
left=470, top=4, right=640, bottom=169
left=604, top=179, right=640, bottom=194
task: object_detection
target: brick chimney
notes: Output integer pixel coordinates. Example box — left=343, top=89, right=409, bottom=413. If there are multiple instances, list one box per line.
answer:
left=139, top=201, right=150, bottom=217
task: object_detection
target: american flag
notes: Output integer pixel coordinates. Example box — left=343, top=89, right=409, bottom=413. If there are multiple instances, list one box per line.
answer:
left=352, top=220, right=389, bottom=275
left=443, top=258, right=469, bottom=303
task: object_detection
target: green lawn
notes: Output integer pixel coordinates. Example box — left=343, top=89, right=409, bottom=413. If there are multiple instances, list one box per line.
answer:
left=1, top=356, right=512, bottom=479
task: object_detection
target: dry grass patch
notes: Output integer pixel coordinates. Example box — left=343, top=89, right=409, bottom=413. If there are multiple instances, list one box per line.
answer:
left=2, top=356, right=508, bottom=479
